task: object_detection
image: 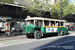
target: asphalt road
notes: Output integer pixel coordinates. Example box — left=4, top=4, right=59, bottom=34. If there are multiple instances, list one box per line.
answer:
left=0, top=31, right=75, bottom=50
left=39, top=41, right=75, bottom=50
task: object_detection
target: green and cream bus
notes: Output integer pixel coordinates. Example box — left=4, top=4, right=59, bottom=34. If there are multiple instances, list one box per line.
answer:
left=25, top=17, right=68, bottom=39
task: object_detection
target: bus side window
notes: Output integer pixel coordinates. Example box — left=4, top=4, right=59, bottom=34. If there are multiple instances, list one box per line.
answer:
left=44, top=20, right=49, bottom=26
left=61, top=22, right=63, bottom=26
left=40, top=20, right=43, bottom=26
left=29, top=20, right=33, bottom=25
left=51, top=21, right=55, bottom=26
left=55, top=21, right=60, bottom=26
left=55, top=22, right=58, bottom=26
left=35, top=20, right=43, bottom=26
left=49, top=22, right=51, bottom=26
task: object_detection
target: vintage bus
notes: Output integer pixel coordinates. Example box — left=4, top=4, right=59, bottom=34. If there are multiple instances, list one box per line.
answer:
left=25, top=17, right=68, bottom=39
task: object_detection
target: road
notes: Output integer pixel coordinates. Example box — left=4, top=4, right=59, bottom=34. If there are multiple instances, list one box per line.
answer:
left=0, top=31, right=75, bottom=50
left=38, top=41, right=75, bottom=50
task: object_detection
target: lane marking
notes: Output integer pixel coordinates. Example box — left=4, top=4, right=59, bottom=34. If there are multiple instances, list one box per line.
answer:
left=0, top=40, right=36, bottom=47
left=37, top=40, right=75, bottom=50
left=5, top=40, right=19, bottom=43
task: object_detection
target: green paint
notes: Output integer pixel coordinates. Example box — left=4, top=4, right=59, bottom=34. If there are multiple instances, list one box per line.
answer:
left=23, top=26, right=26, bottom=27
left=58, top=27, right=67, bottom=33
left=25, top=24, right=68, bottom=35
left=26, top=24, right=35, bottom=34
left=5, top=40, right=19, bottom=43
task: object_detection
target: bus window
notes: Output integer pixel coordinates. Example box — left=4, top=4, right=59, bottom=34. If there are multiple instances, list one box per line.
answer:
left=44, top=20, right=49, bottom=26
left=61, top=22, right=63, bottom=26
left=26, top=20, right=34, bottom=26
left=40, top=20, right=43, bottom=26
left=49, top=21, right=51, bottom=26
left=35, top=20, right=42, bottom=26
left=51, top=21, right=55, bottom=26
left=55, top=21, right=60, bottom=26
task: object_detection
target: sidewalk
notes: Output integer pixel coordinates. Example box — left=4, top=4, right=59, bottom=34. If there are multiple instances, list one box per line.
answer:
left=0, top=35, right=26, bottom=41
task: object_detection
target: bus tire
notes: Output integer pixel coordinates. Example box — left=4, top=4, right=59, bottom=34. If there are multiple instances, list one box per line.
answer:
left=34, top=31, right=42, bottom=39
left=58, top=30, right=64, bottom=36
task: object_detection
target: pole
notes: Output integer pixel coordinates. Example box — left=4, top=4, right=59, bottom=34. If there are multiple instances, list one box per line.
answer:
left=60, top=0, right=62, bottom=19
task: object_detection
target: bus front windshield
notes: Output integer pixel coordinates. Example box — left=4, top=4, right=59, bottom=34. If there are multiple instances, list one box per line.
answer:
left=35, top=20, right=43, bottom=26
left=26, top=20, right=34, bottom=26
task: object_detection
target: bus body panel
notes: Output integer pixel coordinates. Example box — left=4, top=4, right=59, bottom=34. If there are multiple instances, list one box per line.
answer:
left=25, top=24, right=35, bottom=34
left=41, top=27, right=67, bottom=34
left=58, top=27, right=67, bottom=33
left=41, top=27, right=58, bottom=34
left=25, top=24, right=68, bottom=34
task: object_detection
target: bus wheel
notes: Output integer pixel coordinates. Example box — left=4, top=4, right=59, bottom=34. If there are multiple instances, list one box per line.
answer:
left=58, top=30, right=64, bottom=36
left=34, top=31, right=42, bottom=39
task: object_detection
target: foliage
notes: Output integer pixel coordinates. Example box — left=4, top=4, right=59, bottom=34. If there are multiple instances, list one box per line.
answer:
left=72, top=5, right=75, bottom=14
left=0, top=2, right=2, bottom=6
left=22, top=0, right=52, bottom=17
left=0, top=0, right=14, bottom=4
left=50, top=0, right=75, bottom=19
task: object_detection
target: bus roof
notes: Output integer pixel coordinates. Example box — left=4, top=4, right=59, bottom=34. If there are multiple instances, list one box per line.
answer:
left=25, top=17, right=67, bottom=22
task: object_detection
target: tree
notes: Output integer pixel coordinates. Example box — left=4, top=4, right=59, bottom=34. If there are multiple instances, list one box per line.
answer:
left=50, top=0, right=75, bottom=19
left=22, top=0, right=52, bottom=17
left=72, top=5, right=75, bottom=14
left=0, top=0, right=14, bottom=4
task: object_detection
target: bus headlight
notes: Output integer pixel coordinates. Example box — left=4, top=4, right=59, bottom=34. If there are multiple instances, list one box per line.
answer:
left=28, top=31, right=32, bottom=33
left=28, top=31, right=30, bottom=33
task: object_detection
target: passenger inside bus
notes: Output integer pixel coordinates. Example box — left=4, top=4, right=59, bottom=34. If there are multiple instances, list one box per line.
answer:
left=52, top=24, right=55, bottom=26
left=55, top=22, right=58, bottom=26
left=51, top=21, right=55, bottom=26
left=61, top=22, right=63, bottom=26
left=44, top=20, right=49, bottom=26
left=35, top=20, right=42, bottom=26
left=49, top=22, right=51, bottom=26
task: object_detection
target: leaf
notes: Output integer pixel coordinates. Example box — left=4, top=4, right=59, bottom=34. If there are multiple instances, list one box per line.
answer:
left=22, top=0, right=52, bottom=17
left=50, top=0, right=75, bottom=19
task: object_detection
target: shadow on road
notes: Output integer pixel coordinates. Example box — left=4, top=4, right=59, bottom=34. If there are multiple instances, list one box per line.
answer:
left=32, top=33, right=75, bottom=50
